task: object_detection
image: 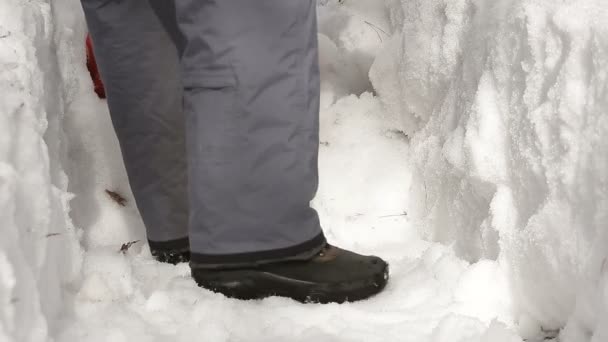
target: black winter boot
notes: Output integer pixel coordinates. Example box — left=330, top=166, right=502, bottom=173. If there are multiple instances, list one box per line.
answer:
left=149, top=238, right=191, bottom=265
left=151, top=248, right=191, bottom=265
left=191, top=244, right=389, bottom=303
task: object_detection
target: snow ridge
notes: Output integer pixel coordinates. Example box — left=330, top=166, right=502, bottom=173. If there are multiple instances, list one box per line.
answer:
left=371, top=0, right=608, bottom=340
left=0, top=1, right=83, bottom=341
left=1, top=0, right=607, bottom=341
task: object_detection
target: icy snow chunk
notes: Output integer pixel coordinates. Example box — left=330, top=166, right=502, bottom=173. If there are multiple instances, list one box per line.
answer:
left=453, top=260, right=513, bottom=324
left=78, top=250, right=135, bottom=301
left=431, top=316, right=522, bottom=342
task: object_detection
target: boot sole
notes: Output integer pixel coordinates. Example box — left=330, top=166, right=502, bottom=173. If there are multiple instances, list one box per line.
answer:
left=193, top=264, right=389, bottom=304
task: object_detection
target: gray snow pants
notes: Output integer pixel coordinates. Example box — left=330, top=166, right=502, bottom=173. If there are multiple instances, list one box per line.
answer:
left=81, top=0, right=325, bottom=267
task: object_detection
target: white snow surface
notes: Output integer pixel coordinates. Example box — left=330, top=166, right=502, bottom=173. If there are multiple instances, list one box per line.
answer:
left=370, top=0, right=608, bottom=341
left=0, top=0, right=605, bottom=341
left=0, top=1, right=82, bottom=341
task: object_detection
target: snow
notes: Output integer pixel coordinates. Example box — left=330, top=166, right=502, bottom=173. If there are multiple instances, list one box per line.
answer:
left=370, top=0, right=608, bottom=340
left=0, top=1, right=82, bottom=341
left=0, top=0, right=606, bottom=341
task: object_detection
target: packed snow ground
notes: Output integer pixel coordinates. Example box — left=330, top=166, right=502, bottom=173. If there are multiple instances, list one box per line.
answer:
left=56, top=2, right=520, bottom=341
left=1, top=0, right=607, bottom=341
left=369, top=1, right=608, bottom=341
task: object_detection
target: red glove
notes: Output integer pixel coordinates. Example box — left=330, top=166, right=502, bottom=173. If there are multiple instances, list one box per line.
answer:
left=86, top=34, right=106, bottom=99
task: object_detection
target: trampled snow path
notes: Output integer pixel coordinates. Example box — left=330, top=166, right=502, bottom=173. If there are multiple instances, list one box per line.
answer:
left=53, top=3, right=521, bottom=342
left=4, top=0, right=608, bottom=340
left=58, top=92, right=518, bottom=342
left=56, top=69, right=521, bottom=342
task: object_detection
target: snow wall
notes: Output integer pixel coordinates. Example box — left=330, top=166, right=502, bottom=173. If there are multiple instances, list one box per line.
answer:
left=0, top=1, right=83, bottom=341
left=370, top=0, right=608, bottom=340
left=1, top=0, right=607, bottom=341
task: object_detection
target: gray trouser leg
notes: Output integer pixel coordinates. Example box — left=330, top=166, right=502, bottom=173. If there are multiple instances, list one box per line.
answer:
left=81, top=0, right=325, bottom=265
left=81, top=0, right=189, bottom=248
left=175, top=0, right=325, bottom=266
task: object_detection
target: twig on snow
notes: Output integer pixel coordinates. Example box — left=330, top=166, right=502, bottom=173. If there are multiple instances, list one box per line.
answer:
left=364, top=21, right=389, bottom=43
left=119, top=240, right=140, bottom=254
left=379, top=211, right=408, bottom=218
left=106, top=189, right=127, bottom=207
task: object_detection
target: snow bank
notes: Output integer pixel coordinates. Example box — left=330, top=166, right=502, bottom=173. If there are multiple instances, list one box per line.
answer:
left=2, top=0, right=604, bottom=340
left=370, top=0, right=608, bottom=340
left=0, top=1, right=82, bottom=341
left=58, top=1, right=522, bottom=341
left=317, top=0, right=391, bottom=107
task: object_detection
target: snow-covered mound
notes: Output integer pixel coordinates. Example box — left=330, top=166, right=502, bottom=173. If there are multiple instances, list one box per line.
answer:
left=370, top=0, right=608, bottom=340
left=0, top=1, right=82, bottom=341
left=1, top=0, right=606, bottom=341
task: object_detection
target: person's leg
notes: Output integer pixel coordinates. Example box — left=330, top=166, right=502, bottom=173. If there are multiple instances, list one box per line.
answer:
left=175, top=0, right=389, bottom=303
left=81, top=0, right=189, bottom=262
left=175, top=0, right=326, bottom=267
